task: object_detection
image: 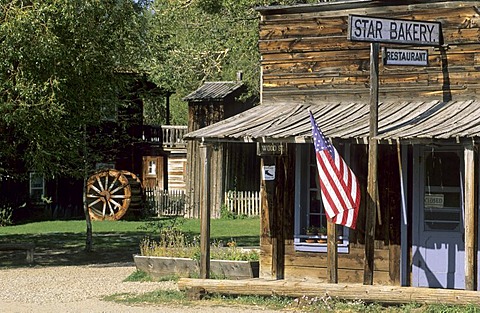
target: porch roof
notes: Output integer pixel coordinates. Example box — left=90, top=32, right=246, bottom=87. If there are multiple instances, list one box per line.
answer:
left=183, top=99, right=480, bottom=144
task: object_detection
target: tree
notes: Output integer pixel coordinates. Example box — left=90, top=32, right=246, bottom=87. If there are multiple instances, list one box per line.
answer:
left=0, top=0, right=147, bottom=179
left=0, top=0, right=148, bottom=251
left=143, top=0, right=319, bottom=125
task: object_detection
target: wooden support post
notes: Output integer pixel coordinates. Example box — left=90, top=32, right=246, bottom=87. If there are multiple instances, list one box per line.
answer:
left=327, top=221, right=338, bottom=283
left=200, top=143, right=211, bottom=279
left=364, top=42, right=380, bottom=285
left=464, top=144, right=477, bottom=290
left=275, top=156, right=285, bottom=280
left=261, top=156, right=285, bottom=279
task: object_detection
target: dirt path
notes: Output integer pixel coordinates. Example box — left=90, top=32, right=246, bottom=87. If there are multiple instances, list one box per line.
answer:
left=0, top=264, right=281, bottom=313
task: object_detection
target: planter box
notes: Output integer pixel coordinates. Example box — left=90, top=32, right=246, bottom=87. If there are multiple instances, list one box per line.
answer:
left=133, top=255, right=259, bottom=280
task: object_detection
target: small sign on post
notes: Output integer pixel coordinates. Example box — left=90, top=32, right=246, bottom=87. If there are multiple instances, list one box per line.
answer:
left=383, top=48, right=429, bottom=66
left=257, top=142, right=286, bottom=156
left=262, top=165, right=276, bottom=181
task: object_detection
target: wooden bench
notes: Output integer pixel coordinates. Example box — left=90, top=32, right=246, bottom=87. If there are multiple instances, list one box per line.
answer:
left=0, top=243, right=35, bottom=263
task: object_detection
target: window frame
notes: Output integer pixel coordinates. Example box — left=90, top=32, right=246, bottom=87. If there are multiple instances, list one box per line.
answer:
left=147, top=159, right=157, bottom=176
left=293, top=143, right=350, bottom=253
left=29, top=172, right=45, bottom=204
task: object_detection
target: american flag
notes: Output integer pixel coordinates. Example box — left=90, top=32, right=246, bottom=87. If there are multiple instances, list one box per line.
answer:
left=309, top=111, right=360, bottom=229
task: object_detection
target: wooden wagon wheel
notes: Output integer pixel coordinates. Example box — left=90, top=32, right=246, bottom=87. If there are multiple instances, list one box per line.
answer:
left=86, top=169, right=140, bottom=221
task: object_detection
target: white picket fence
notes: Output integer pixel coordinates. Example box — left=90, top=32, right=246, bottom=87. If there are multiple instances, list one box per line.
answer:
left=144, top=188, right=260, bottom=218
left=144, top=187, right=186, bottom=216
left=224, top=190, right=261, bottom=217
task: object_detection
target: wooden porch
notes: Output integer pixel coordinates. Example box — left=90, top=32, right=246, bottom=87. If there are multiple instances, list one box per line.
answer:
left=178, top=278, right=480, bottom=305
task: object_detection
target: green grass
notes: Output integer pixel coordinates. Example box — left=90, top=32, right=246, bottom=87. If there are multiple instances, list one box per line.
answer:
left=103, top=289, right=480, bottom=312
left=0, top=218, right=260, bottom=246
left=0, top=220, right=147, bottom=234
left=103, top=290, right=188, bottom=306
left=0, top=217, right=260, bottom=267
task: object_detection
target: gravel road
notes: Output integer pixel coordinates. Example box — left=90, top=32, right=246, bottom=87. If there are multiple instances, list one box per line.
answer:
left=0, top=263, right=281, bottom=313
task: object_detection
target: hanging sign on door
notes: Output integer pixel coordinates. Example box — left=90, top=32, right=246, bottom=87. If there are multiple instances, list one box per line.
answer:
left=424, top=194, right=444, bottom=208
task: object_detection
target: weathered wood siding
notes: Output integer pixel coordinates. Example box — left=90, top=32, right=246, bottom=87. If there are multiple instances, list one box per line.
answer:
left=167, top=154, right=187, bottom=191
left=259, top=2, right=480, bottom=104
left=257, top=0, right=478, bottom=286
left=186, top=102, right=225, bottom=218
left=259, top=144, right=400, bottom=284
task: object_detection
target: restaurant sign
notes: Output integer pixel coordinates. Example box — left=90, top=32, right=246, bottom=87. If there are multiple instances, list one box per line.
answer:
left=383, top=48, right=428, bottom=66
left=348, top=15, right=442, bottom=46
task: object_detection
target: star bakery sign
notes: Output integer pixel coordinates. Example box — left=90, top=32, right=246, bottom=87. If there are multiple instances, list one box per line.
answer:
left=348, top=15, right=442, bottom=46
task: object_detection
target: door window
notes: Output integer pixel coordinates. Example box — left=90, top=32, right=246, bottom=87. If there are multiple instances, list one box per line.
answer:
left=423, top=151, right=461, bottom=231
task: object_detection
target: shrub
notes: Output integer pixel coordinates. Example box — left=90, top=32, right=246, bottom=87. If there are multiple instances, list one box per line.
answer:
left=140, top=230, right=259, bottom=262
left=0, top=206, right=13, bottom=227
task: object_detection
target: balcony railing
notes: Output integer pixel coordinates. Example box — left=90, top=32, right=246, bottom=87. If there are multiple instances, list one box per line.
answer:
left=142, top=125, right=187, bottom=148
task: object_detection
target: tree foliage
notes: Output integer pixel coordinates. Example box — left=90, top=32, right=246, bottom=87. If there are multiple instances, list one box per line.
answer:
left=0, top=0, right=323, bottom=177
left=144, top=0, right=319, bottom=125
left=0, top=0, right=146, bottom=178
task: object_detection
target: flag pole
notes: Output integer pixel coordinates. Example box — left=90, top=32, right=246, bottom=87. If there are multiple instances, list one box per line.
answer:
left=364, top=42, right=380, bottom=285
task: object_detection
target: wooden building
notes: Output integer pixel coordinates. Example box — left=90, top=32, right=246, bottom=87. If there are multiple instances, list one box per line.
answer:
left=185, top=0, right=480, bottom=290
left=5, top=76, right=186, bottom=221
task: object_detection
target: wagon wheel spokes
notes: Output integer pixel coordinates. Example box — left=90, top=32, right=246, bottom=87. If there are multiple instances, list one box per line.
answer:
left=107, top=172, right=121, bottom=192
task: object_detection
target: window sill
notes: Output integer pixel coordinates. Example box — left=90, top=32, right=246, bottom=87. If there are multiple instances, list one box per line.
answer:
left=293, top=236, right=349, bottom=253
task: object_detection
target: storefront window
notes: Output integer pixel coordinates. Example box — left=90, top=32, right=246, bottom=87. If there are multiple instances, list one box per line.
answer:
left=294, top=144, right=349, bottom=253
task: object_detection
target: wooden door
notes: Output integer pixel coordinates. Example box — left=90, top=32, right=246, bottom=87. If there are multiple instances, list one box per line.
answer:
left=142, top=156, right=164, bottom=189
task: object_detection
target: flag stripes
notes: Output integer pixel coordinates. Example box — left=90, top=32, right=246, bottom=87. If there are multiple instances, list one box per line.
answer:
left=309, top=111, right=360, bottom=229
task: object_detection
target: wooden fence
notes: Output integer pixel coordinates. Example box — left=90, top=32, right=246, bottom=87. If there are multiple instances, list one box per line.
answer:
left=144, top=187, right=186, bottom=217
left=144, top=188, right=260, bottom=218
left=224, top=190, right=261, bottom=217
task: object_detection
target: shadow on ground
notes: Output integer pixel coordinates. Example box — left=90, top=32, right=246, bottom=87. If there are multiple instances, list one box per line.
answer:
left=0, top=232, right=148, bottom=268
left=0, top=233, right=260, bottom=268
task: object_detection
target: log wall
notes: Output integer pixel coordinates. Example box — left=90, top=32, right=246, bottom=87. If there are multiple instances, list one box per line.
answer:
left=259, top=2, right=480, bottom=104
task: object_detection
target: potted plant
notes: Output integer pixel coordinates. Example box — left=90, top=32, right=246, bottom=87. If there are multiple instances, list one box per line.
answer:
left=305, top=225, right=318, bottom=236
left=317, top=226, right=327, bottom=243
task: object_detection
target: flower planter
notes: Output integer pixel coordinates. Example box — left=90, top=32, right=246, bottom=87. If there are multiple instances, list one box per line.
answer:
left=133, top=255, right=259, bottom=280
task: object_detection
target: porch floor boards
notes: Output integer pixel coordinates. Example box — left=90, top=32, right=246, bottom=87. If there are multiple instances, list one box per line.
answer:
left=178, top=278, right=480, bottom=305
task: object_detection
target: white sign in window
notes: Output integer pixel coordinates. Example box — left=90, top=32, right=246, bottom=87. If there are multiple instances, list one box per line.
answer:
left=424, top=194, right=444, bottom=208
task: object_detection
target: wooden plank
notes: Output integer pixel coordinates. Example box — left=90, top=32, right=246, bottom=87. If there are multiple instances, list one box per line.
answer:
left=259, top=4, right=479, bottom=25
left=464, top=144, right=476, bottom=291
left=364, top=43, right=379, bottom=285
left=284, top=266, right=392, bottom=285
left=178, top=278, right=480, bottom=305
left=200, top=144, right=211, bottom=279
left=327, top=221, right=338, bottom=283
left=273, top=156, right=285, bottom=279
left=260, top=11, right=479, bottom=40
left=283, top=248, right=390, bottom=272
left=0, top=243, right=35, bottom=264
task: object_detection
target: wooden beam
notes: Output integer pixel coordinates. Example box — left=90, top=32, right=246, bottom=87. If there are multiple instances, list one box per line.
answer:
left=178, top=278, right=480, bottom=305
left=364, top=42, right=379, bottom=285
left=274, top=156, right=285, bottom=280
left=261, top=156, right=285, bottom=279
left=327, top=221, right=338, bottom=283
left=464, top=144, right=477, bottom=290
left=200, top=143, right=211, bottom=279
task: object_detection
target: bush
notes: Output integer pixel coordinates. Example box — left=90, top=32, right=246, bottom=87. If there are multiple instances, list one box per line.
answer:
left=140, top=229, right=259, bottom=262
left=0, top=206, right=13, bottom=227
